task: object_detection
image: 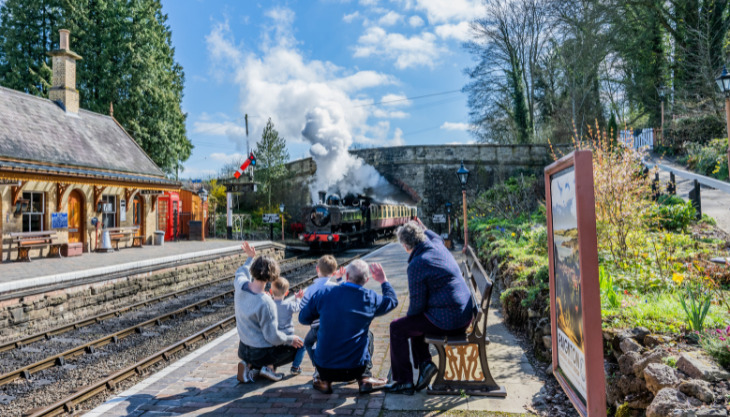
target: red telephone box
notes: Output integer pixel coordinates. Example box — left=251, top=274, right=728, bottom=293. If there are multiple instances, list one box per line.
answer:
left=157, top=191, right=180, bottom=241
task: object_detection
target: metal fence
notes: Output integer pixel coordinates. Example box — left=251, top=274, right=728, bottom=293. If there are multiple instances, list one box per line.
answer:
left=208, top=214, right=272, bottom=240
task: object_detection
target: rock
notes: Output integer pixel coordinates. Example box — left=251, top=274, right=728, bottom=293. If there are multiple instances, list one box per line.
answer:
left=528, top=308, right=540, bottom=318
left=543, top=335, right=552, bottom=349
left=633, top=350, right=666, bottom=378
left=545, top=362, right=553, bottom=374
left=620, top=338, right=643, bottom=354
left=678, top=379, right=715, bottom=403
left=677, top=352, right=730, bottom=382
left=619, top=351, right=642, bottom=375
left=644, top=334, right=672, bottom=348
left=631, top=327, right=651, bottom=342
left=695, top=407, right=728, bottom=417
left=643, top=363, right=680, bottom=395
left=646, top=388, right=701, bottom=417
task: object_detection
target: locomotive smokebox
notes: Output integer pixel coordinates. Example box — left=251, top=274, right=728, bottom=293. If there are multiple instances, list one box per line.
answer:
left=318, top=191, right=327, bottom=204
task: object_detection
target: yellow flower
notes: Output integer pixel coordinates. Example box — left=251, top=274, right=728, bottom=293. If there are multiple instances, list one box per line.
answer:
left=511, top=232, right=516, bottom=237
left=672, top=273, right=684, bottom=285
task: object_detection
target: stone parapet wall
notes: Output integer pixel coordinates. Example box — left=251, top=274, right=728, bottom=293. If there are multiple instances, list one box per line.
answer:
left=0, top=245, right=283, bottom=342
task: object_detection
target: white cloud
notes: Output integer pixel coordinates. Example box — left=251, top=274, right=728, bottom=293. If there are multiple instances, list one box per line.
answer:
left=410, top=0, right=483, bottom=24
left=343, top=11, right=360, bottom=23
left=209, top=152, right=247, bottom=163
left=379, top=11, right=403, bottom=26
left=435, top=22, right=471, bottom=41
left=193, top=121, right=247, bottom=137
left=380, top=93, right=411, bottom=107
left=372, top=108, right=409, bottom=118
left=353, top=26, right=444, bottom=69
left=205, top=9, right=404, bottom=153
left=441, top=122, right=472, bottom=131
left=408, top=15, right=424, bottom=27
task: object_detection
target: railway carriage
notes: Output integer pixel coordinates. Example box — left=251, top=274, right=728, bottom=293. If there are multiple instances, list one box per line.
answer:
left=300, top=194, right=416, bottom=250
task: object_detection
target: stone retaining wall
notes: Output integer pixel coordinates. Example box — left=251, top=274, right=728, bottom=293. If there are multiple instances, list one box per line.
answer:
left=0, top=245, right=283, bottom=342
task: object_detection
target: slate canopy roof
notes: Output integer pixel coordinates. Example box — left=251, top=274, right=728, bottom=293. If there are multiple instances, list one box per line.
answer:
left=0, top=85, right=179, bottom=189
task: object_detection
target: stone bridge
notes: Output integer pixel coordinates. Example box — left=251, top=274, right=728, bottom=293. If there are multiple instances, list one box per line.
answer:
left=280, top=144, right=564, bottom=229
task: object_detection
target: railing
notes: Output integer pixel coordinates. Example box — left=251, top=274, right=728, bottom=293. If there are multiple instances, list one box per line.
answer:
left=620, top=128, right=654, bottom=150
left=208, top=214, right=273, bottom=240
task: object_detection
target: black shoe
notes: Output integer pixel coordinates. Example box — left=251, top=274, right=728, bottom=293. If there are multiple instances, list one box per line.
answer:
left=384, top=381, right=415, bottom=395
left=415, top=361, right=437, bottom=391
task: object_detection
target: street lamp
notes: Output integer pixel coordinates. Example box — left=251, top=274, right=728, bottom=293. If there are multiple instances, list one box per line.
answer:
left=279, top=203, right=285, bottom=241
left=457, top=161, right=470, bottom=253
left=716, top=65, right=730, bottom=178
left=657, top=85, right=667, bottom=145
left=197, top=187, right=208, bottom=203
left=445, top=202, right=452, bottom=236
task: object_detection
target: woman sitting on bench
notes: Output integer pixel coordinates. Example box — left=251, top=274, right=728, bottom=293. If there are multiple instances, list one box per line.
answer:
left=385, top=219, right=475, bottom=395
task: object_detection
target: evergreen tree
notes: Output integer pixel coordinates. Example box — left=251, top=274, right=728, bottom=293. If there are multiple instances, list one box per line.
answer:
left=0, top=0, right=191, bottom=175
left=255, top=118, right=289, bottom=209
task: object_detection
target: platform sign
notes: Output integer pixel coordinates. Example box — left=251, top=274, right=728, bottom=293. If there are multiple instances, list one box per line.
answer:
left=432, top=214, right=446, bottom=224
left=263, top=213, right=280, bottom=224
left=0, top=179, right=20, bottom=187
left=140, top=190, right=164, bottom=196
left=545, top=150, right=605, bottom=417
left=51, top=212, right=68, bottom=229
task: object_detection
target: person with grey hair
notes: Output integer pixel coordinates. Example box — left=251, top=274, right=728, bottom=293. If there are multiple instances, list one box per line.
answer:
left=385, top=218, right=475, bottom=395
left=299, top=259, right=398, bottom=394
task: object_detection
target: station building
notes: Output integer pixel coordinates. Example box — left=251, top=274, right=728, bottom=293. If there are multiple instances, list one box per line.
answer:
left=0, top=30, right=180, bottom=260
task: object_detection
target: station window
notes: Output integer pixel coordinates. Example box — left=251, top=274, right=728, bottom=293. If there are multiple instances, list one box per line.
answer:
left=101, top=195, right=117, bottom=228
left=22, top=191, right=44, bottom=232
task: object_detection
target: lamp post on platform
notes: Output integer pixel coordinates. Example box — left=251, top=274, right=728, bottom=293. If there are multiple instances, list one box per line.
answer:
left=457, top=161, right=470, bottom=253
left=715, top=66, right=730, bottom=179
left=445, top=202, right=452, bottom=236
left=279, top=203, right=285, bottom=241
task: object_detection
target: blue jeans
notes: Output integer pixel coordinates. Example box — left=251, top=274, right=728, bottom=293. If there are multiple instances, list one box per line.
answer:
left=292, top=346, right=306, bottom=368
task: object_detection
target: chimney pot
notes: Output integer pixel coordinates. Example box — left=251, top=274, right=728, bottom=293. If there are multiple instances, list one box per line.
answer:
left=59, top=29, right=70, bottom=50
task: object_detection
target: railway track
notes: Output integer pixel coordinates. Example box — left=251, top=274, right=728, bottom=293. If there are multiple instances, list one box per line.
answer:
left=2, top=246, right=383, bottom=417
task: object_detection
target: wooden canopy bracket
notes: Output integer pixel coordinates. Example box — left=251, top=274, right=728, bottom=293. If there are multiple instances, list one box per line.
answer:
left=150, top=194, right=159, bottom=208
left=56, top=182, right=70, bottom=211
left=124, top=188, right=138, bottom=204
left=94, top=185, right=107, bottom=210
left=11, top=181, right=27, bottom=205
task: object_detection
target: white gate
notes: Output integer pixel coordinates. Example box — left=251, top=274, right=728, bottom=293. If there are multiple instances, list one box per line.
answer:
left=620, top=128, right=653, bottom=150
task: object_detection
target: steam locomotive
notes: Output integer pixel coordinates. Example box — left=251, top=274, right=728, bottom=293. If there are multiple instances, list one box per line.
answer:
left=300, top=192, right=416, bottom=250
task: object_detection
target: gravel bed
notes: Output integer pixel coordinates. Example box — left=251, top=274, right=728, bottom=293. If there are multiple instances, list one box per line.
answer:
left=0, top=298, right=235, bottom=417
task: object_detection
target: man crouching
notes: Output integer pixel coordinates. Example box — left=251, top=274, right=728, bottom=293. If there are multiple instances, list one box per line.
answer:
left=299, top=259, right=397, bottom=394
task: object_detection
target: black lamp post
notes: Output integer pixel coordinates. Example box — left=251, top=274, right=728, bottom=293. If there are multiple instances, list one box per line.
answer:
left=716, top=66, right=730, bottom=178
left=445, top=202, right=452, bottom=236
left=279, top=203, right=285, bottom=241
left=457, top=161, right=470, bottom=252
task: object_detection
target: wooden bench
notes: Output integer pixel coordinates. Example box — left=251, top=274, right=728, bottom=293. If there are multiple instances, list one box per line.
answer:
left=104, top=227, right=139, bottom=251
left=10, top=231, right=59, bottom=262
left=425, top=245, right=506, bottom=397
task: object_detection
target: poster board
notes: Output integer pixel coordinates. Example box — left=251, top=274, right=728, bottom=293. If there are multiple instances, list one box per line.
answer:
left=432, top=214, right=446, bottom=224
left=263, top=213, right=280, bottom=224
left=544, top=150, right=606, bottom=417
left=51, top=212, right=68, bottom=229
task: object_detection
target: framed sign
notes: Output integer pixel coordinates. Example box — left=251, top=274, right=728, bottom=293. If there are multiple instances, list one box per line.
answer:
left=263, top=214, right=280, bottom=224
left=544, top=150, right=605, bottom=417
left=51, top=212, right=68, bottom=229
left=432, top=214, right=446, bottom=224
left=120, top=199, right=127, bottom=222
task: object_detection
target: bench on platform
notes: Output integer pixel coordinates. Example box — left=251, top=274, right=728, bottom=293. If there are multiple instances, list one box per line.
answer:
left=425, top=245, right=506, bottom=397
left=105, top=227, right=140, bottom=250
left=10, top=231, right=59, bottom=262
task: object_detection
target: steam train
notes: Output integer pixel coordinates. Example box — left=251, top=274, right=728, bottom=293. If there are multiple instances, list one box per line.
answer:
left=300, top=192, right=416, bottom=250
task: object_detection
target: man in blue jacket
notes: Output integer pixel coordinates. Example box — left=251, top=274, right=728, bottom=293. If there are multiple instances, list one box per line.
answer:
left=386, top=219, right=474, bottom=395
left=299, top=259, right=397, bottom=394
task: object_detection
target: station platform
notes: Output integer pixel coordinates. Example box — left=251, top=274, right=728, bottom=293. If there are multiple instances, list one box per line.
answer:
left=88, top=243, right=542, bottom=417
left=0, top=239, right=280, bottom=295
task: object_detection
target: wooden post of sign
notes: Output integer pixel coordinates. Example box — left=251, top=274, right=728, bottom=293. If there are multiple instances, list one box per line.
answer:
left=544, top=150, right=606, bottom=417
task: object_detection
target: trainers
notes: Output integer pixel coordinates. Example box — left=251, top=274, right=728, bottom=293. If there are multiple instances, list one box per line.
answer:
left=290, top=366, right=302, bottom=375
left=260, top=366, right=284, bottom=382
left=237, top=361, right=250, bottom=383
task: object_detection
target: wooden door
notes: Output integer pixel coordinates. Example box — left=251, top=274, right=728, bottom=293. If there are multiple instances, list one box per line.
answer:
left=68, top=190, right=84, bottom=243
left=133, top=196, right=144, bottom=236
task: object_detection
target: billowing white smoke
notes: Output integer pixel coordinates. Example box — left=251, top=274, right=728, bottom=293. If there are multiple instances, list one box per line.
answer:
left=301, top=105, right=401, bottom=203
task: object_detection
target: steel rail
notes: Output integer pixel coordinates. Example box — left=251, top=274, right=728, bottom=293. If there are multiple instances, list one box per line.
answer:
left=17, top=248, right=380, bottom=417
left=0, top=254, right=310, bottom=355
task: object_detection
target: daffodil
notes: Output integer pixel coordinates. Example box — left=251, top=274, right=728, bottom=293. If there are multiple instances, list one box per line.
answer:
left=672, top=272, right=684, bottom=285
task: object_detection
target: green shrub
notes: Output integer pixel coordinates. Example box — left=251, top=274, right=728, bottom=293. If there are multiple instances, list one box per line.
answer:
left=699, top=327, right=730, bottom=369
left=650, top=200, right=696, bottom=232
left=473, top=174, right=540, bottom=219
left=700, top=214, right=718, bottom=226
left=681, top=138, right=729, bottom=181
left=663, top=114, right=726, bottom=152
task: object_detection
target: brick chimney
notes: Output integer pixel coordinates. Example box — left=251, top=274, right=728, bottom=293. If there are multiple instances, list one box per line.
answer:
left=47, top=29, right=82, bottom=113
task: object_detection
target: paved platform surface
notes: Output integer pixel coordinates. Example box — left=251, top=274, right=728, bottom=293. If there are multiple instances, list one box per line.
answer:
left=88, top=243, right=540, bottom=416
left=0, top=240, right=271, bottom=293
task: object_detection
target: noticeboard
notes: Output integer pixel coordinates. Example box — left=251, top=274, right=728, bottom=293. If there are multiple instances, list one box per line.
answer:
left=544, top=150, right=606, bottom=417
left=432, top=214, right=446, bottom=224
left=263, top=213, right=280, bottom=224
left=51, top=212, right=68, bottom=229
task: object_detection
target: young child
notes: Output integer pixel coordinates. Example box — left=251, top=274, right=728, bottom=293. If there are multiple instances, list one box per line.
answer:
left=299, top=255, right=345, bottom=372
left=270, top=277, right=306, bottom=374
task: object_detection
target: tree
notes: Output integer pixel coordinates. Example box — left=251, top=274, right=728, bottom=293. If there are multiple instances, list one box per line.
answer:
left=0, top=0, right=192, bottom=175
left=255, top=118, right=289, bottom=209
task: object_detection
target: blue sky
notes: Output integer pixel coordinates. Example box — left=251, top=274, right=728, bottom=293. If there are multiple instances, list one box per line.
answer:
left=164, top=0, right=482, bottom=179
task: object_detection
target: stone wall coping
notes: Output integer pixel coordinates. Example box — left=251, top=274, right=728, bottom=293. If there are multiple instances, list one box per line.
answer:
left=0, top=241, right=281, bottom=295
